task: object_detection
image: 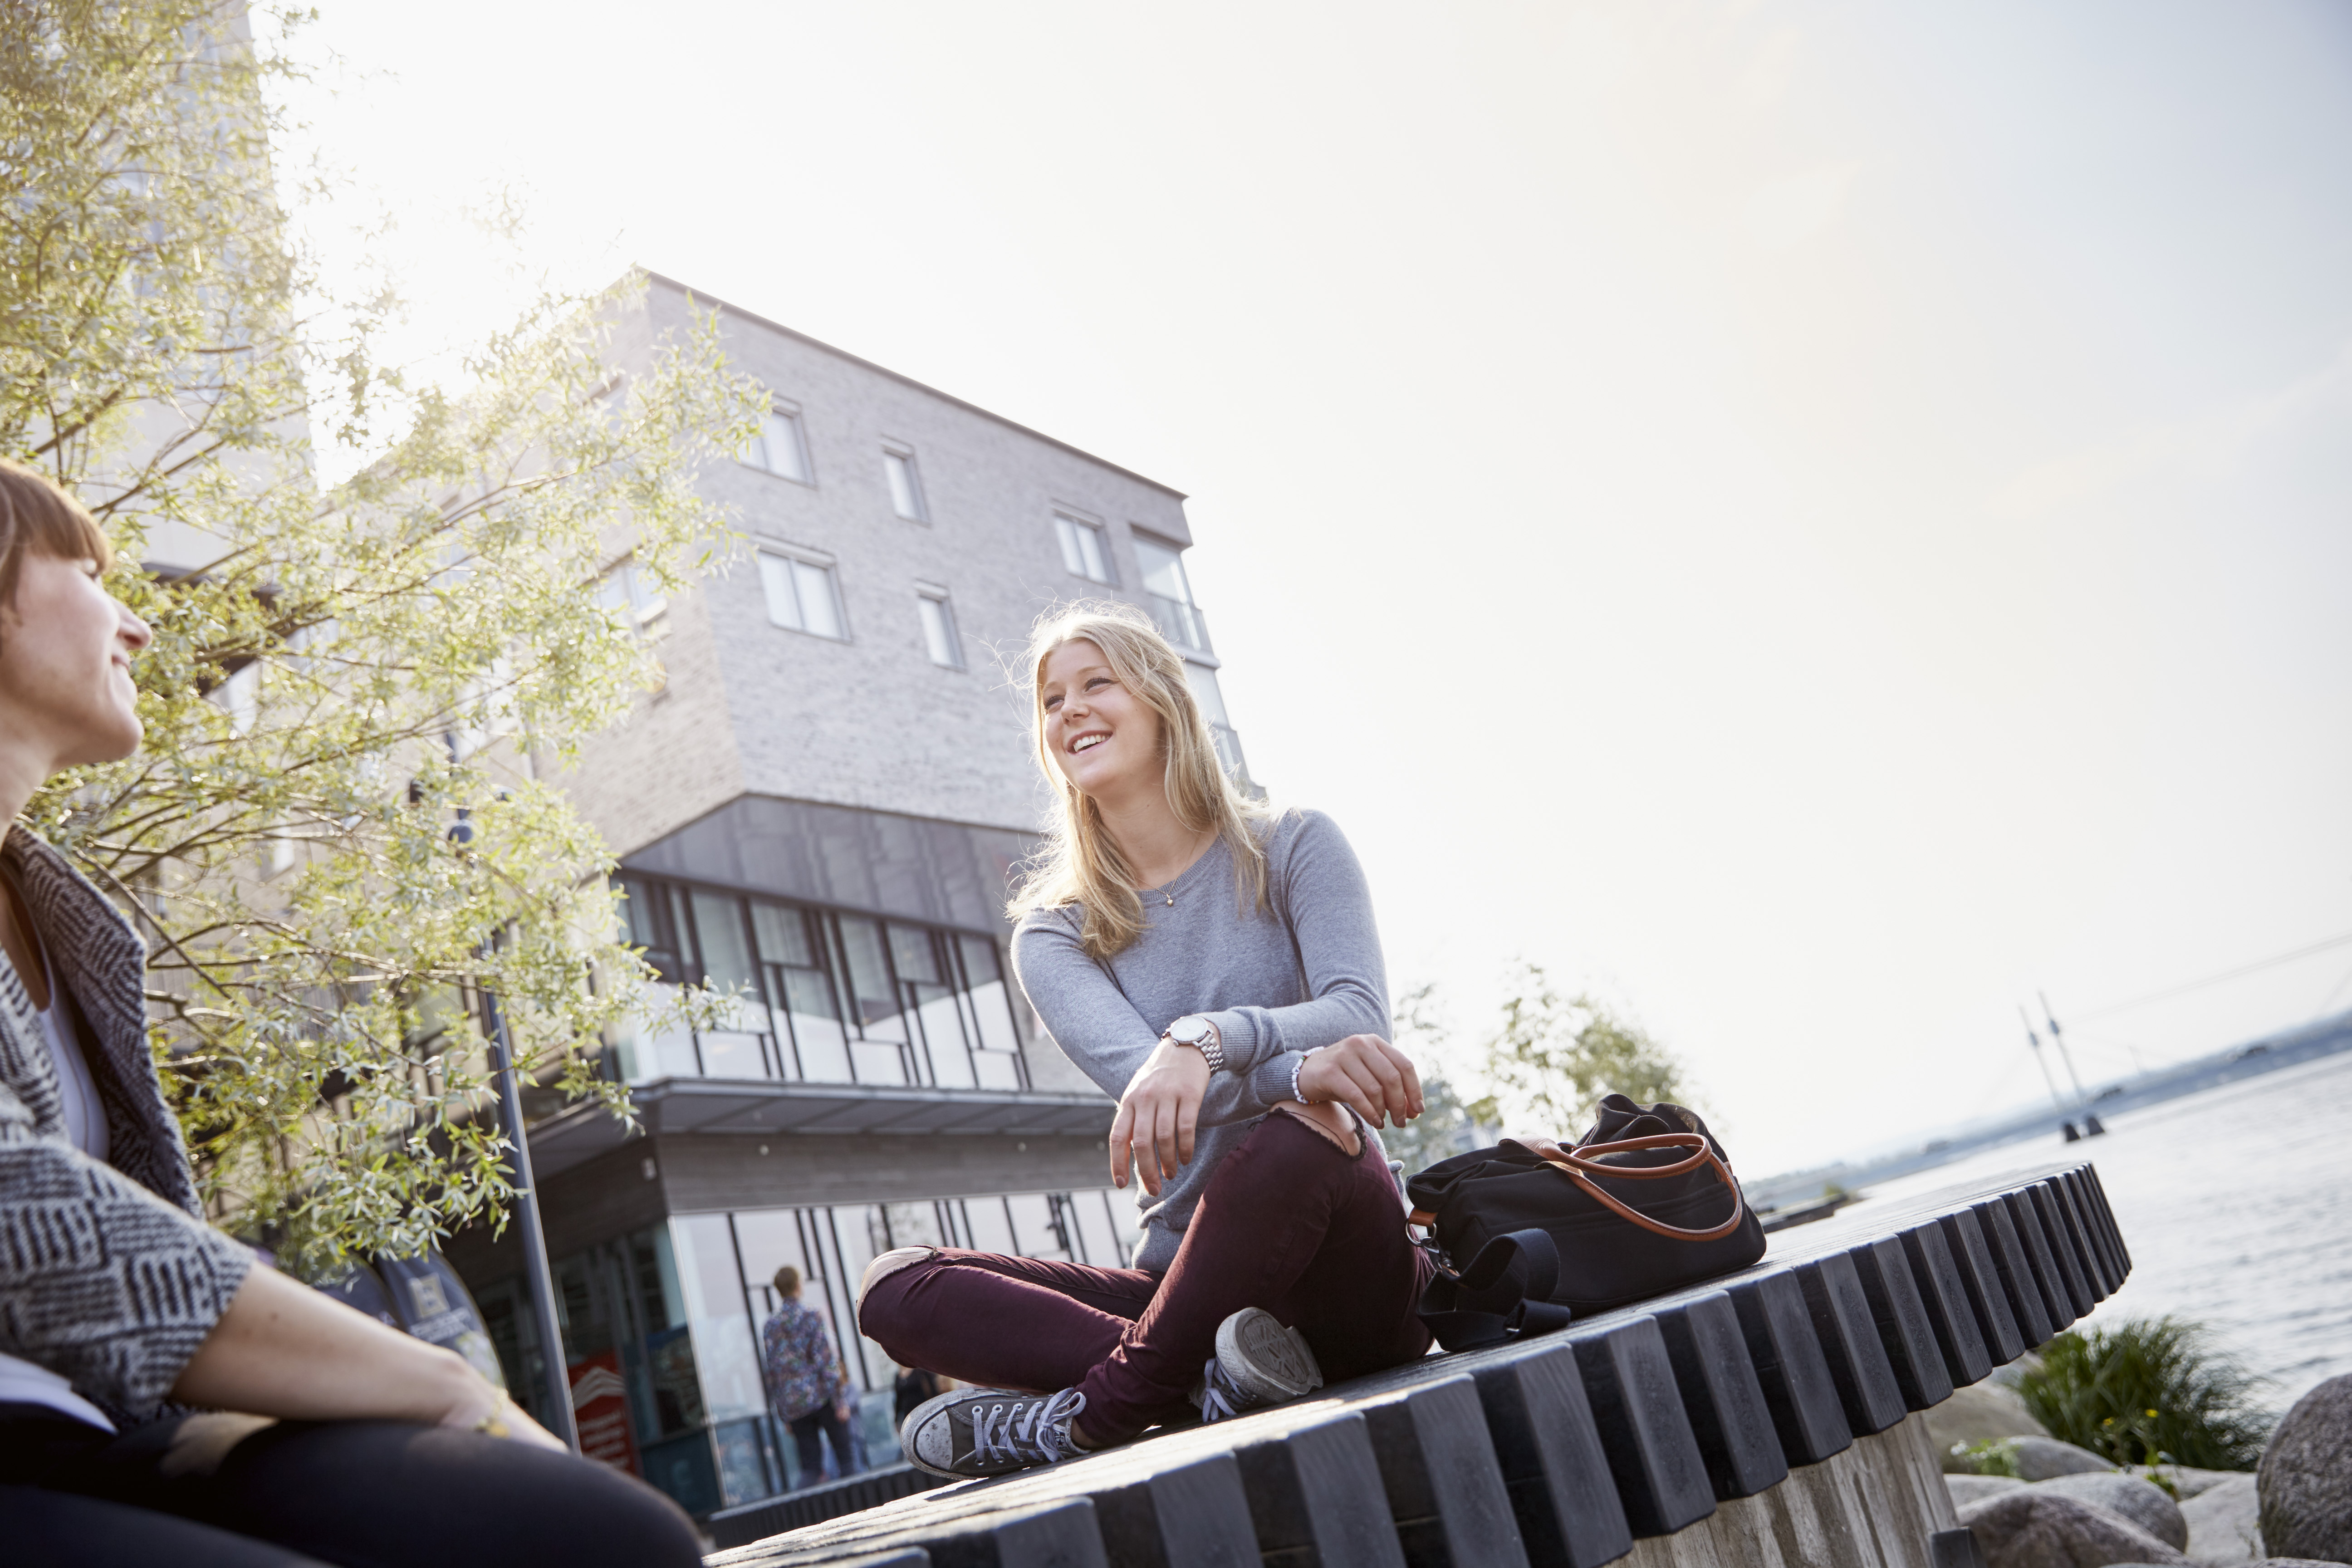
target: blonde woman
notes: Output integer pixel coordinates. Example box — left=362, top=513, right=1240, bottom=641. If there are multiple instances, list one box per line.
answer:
left=861, top=605, right=1432, bottom=1477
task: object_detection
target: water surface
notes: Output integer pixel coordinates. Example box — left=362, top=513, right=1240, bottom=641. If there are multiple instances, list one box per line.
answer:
left=1842, top=1049, right=2352, bottom=1407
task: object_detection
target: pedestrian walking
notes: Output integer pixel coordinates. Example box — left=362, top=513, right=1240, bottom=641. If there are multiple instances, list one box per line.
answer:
left=892, top=1364, right=945, bottom=1428
left=760, top=1267, right=860, bottom=1484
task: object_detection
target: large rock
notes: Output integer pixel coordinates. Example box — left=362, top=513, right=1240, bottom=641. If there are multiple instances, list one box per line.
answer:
left=1936, top=1383, right=2056, bottom=1471
left=2181, top=1476, right=2263, bottom=1566
left=2035, top=1475, right=2190, bottom=1551
left=1992, top=1351, right=2048, bottom=1390
left=1959, top=1489, right=2194, bottom=1568
left=1954, top=1476, right=2030, bottom=1507
left=2258, top=1373, right=2352, bottom=1565
left=2012, top=1437, right=2122, bottom=1481
left=2153, top=1468, right=2257, bottom=1503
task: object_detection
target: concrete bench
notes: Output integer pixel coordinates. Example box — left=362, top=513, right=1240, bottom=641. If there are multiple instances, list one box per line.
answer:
left=706, top=1160, right=2122, bottom=1568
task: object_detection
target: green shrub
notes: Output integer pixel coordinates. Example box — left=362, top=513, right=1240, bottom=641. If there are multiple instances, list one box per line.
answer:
left=1954, top=1438, right=2020, bottom=1476
left=2016, top=1316, right=2272, bottom=1470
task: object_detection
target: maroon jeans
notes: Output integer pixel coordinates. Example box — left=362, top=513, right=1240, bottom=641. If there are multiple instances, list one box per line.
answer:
left=859, top=1110, right=1434, bottom=1443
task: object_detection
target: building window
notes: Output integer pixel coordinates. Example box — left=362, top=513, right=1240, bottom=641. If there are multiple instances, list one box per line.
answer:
left=475, top=1188, right=1137, bottom=1511
left=214, top=660, right=260, bottom=735
left=882, top=445, right=926, bottom=521
left=1054, top=514, right=1114, bottom=585
left=757, top=551, right=846, bottom=640
left=1184, top=662, right=1250, bottom=781
left=1132, top=534, right=1210, bottom=654
left=597, top=557, right=670, bottom=638
left=449, top=655, right=520, bottom=760
left=744, top=406, right=811, bottom=484
left=916, top=589, right=963, bottom=669
left=610, top=872, right=1031, bottom=1094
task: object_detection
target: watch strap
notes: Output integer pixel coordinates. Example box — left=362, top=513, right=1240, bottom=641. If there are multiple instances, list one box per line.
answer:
left=1166, top=1014, right=1225, bottom=1072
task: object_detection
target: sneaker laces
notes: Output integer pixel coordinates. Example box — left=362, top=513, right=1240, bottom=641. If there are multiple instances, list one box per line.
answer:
left=1198, top=1355, right=1253, bottom=1424
left=970, top=1388, right=1087, bottom=1467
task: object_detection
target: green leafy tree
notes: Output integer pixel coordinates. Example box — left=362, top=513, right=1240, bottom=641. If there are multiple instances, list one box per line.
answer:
left=3, top=0, right=766, bottom=1272
left=1378, top=1071, right=1488, bottom=1175
left=1380, top=980, right=1491, bottom=1173
left=1461, top=962, right=1690, bottom=1136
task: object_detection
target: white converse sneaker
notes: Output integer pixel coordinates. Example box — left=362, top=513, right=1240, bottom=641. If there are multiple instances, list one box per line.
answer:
left=1197, top=1308, right=1323, bottom=1422
left=899, top=1387, right=1088, bottom=1479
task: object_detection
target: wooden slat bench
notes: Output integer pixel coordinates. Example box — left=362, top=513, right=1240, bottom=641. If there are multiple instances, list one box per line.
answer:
left=706, top=1160, right=2121, bottom=1568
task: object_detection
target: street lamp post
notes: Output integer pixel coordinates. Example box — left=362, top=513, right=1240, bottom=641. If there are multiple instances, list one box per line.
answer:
left=482, top=981, right=581, bottom=1451
left=447, top=800, right=579, bottom=1450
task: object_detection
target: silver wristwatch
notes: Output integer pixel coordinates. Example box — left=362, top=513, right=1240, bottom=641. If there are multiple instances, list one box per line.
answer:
left=1163, top=1013, right=1225, bottom=1072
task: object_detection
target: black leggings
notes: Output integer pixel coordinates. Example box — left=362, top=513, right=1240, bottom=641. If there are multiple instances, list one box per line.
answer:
left=0, top=1404, right=703, bottom=1568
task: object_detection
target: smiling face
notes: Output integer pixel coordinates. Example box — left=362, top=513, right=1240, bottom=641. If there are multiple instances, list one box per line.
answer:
left=0, top=552, right=153, bottom=772
left=1039, top=638, right=1165, bottom=802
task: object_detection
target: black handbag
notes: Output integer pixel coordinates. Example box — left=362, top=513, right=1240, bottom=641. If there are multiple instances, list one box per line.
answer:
left=1406, top=1093, right=1766, bottom=1351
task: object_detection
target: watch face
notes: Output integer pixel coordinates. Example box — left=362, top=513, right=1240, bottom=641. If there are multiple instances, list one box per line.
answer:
left=1170, top=1014, right=1212, bottom=1044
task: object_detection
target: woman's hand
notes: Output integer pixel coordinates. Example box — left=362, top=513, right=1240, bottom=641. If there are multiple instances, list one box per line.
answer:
left=1109, top=1037, right=1213, bottom=1194
left=1297, top=1034, right=1423, bottom=1128
left=438, top=1375, right=567, bottom=1451
left=172, top=1265, right=565, bottom=1450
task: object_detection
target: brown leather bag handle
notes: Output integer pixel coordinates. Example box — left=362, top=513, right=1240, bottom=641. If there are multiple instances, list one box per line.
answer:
left=1504, top=1133, right=1750, bottom=1243
left=1519, top=1132, right=1716, bottom=1180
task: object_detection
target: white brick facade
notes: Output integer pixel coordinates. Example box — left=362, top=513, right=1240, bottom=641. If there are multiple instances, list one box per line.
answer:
left=564, top=275, right=1208, bottom=862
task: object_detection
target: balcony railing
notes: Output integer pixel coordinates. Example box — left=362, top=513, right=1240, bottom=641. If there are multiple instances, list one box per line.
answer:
left=1146, top=592, right=1212, bottom=656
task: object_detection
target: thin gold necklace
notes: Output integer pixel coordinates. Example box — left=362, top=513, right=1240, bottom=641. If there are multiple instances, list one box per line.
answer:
left=1142, top=831, right=1211, bottom=906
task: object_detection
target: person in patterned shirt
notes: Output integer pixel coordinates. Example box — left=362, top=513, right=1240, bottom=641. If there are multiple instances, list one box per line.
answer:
left=760, top=1266, right=860, bottom=1483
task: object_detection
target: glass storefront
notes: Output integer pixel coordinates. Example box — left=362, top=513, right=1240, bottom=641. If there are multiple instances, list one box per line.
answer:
left=612, top=873, right=1031, bottom=1093
left=474, top=1186, right=1135, bottom=1516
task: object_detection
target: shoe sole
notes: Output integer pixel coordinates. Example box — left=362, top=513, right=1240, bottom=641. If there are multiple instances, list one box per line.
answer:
left=899, top=1385, right=1021, bottom=1479
left=1215, top=1308, right=1323, bottom=1406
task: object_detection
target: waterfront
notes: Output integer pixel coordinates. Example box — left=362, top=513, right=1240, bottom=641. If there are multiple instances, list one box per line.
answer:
left=1845, top=1048, right=2352, bottom=1405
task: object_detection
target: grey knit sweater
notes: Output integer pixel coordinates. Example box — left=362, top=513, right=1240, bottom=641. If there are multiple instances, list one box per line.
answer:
left=1011, top=809, right=1390, bottom=1273
left=0, top=828, right=254, bottom=1422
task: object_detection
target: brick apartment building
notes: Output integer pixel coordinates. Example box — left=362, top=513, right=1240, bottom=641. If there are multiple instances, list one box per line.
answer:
left=443, top=274, right=1252, bottom=1517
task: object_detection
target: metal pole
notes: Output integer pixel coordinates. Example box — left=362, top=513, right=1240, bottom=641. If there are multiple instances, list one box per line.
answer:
left=2020, top=1007, right=2078, bottom=1140
left=2020, top=1008, right=2069, bottom=1113
left=2040, top=994, right=2103, bottom=1135
left=2039, top=993, right=2092, bottom=1104
left=446, top=800, right=578, bottom=1448
left=485, top=983, right=582, bottom=1452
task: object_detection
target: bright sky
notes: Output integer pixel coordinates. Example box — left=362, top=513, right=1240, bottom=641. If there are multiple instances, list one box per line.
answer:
left=276, top=1, right=2352, bottom=1175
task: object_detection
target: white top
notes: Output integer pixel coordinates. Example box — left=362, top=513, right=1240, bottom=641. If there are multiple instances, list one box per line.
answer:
left=0, top=942, right=119, bottom=1431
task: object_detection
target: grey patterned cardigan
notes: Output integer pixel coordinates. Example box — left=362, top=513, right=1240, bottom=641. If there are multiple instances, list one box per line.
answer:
left=0, top=827, right=253, bottom=1423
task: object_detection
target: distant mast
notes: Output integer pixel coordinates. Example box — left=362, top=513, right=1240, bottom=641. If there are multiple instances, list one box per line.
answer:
left=2041, top=993, right=2105, bottom=1136
left=2020, top=1006, right=2081, bottom=1142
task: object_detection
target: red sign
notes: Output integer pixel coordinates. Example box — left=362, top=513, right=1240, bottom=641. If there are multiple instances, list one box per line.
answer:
left=568, top=1351, right=640, bottom=1475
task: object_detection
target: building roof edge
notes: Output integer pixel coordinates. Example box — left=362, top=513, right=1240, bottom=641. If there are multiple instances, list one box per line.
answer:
left=612, top=789, right=1045, bottom=866
left=640, top=270, right=1191, bottom=503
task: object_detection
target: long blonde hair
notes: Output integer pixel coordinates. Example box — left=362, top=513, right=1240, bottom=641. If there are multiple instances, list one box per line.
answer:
left=1007, top=602, right=1270, bottom=958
